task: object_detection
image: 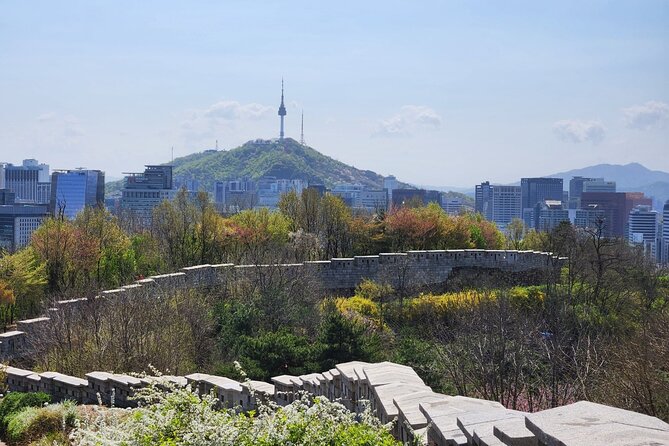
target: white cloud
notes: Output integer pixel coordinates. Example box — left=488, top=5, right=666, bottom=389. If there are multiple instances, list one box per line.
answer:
left=179, top=100, right=273, bottom=143
left=201, top=101, right=273, bottom=120
left=35, top=112, right=85, bottom=142
left=552, top=119, right=605, bottom=144
left=622, top=101, right=669, bottom=130
left=373, top=105, right=442, bottom=137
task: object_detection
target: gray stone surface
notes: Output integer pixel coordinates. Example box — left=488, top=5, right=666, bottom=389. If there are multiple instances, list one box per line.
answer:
left=525, top=401, right=669, bottom=446
left=456, top=409, right=529, bottom=444
left=493, top=418, right=538, bottom=446
left=420, top=396, right=505, bottom=446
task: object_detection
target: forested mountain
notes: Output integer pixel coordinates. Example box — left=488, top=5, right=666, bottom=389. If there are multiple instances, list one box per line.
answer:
left=108, top=138, right=405, bottom=195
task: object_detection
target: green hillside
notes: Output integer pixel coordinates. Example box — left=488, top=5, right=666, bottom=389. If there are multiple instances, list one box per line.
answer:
left=108, top=138, right=400, bottom=195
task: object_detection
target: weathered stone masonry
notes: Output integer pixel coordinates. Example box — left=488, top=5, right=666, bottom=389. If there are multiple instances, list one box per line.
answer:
left=0, top=249, right=563, bottom=360
left=2, top=361, right=668, bottom=446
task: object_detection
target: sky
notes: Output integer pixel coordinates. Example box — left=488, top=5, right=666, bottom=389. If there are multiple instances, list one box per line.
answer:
left=1, top=1, right=668, bottom=187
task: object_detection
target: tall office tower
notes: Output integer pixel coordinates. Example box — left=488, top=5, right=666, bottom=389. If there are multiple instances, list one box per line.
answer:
left=121, top=165, right=175, bottom=225
left=583, top=180, right=616, bottom=193
left=662, top=201, right=669, bottom=264
left=569, top=176, right=601, bottom=209
left=475, top=182, right=521, bottom=228
left=0, top=159, right=50, bottom=203
left=0, top=188, right=49, bottom=251
left=51, top=169, right=105, bottom=219
left=475, top=181, right=494, bottom=221
left=492, top=185, right=522, bottom=228
left=581, top=192, right=652, bottom=238
left=521, top=177, right=563, bottom=228
left=383, top=175, right=398, bottom=208
left=628, top=205, right=659, bottom=258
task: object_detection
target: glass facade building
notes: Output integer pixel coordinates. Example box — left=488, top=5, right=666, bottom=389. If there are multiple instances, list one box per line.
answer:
left=51, top=169, right=105, bottom=219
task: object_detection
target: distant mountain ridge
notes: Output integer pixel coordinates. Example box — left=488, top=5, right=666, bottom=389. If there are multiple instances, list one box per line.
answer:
left=427, top=163, right=669, bottom=209
left=547, top=163, right=669, bottom=209
left=107, top=138, right=408, bottom=195
left=548, top=163, right=669, bottom=189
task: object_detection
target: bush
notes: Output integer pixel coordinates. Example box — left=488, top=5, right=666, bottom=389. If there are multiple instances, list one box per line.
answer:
left=5, top=401, right=78, bottom=444
left=0, top=391, right=51, bottom=431
left=71, top=382, right=400, bottom=446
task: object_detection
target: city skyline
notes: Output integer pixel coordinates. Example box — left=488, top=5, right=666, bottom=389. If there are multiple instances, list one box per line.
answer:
left=1, top=1, right=668, bottom=186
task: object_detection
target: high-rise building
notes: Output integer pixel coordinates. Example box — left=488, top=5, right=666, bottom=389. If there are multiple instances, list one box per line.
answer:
left=441, top=197, right=468, bottom=216
left=383, top=176, right=398, bottom=207
left=628, top=205, right=659, bottom=258
left=580, top=192, right=652, bottom=238
left=662, top=201, right=669, bottom=264
left=521, top=177, right=563, bottom=228
left=121, top=165, right=176, bottom=225
left=51, top=169, right=104, bottom=219
left=475, top=182, right=494, bottom=221
left=536, top=200, right=569, bottom=232
left=475, top=182, right=521, bottom=228
left=569, top=176, right=601, bottom=209
left=214, top=178, right=256, bottom=210
left=0, top=159, right=50, bottom=204
left=257, top=178, right=307, bottom=208
left=492, top=185, right=522, bottom=228
left=0, top=188, right=48, bottom=251
left=583, top=180, right=616, bottom=193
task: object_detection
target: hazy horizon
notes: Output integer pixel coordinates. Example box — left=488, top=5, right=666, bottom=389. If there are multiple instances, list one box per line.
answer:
left=2, top=1, right=668, bottom=187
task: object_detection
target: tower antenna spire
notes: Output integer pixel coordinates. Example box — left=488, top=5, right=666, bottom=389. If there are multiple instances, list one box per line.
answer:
left=300, top=110, right=305, bottom=145
left=278, top=78, right=287, bottom=140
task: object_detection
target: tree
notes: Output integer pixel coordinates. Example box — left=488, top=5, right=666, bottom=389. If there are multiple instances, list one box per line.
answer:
left=0, top=280, right=15, bottom=329
left=0, top=248, right=47, bottom=322
left=318, top=299, right=374, bottom=370
left=506, top=218, right=526, bottom=250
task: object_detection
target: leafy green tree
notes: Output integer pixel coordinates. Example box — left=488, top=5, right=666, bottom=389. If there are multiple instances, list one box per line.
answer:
left=237, top=329, right=320, bottom=381
left=0, top=248, right=47, bottom=321
left=318, top=300, right=372, bottom=370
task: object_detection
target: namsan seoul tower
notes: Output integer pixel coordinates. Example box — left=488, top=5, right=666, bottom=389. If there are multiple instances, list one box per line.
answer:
left=278, top=79, right=287, bottom=140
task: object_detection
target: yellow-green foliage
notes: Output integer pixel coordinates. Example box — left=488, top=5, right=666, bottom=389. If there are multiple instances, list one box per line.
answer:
left=508, top=286, right=546, bottom=310
left=403, top=291, right=490, bottom=320
left=355, top=279, right=393, bottom=302
left=336, top=296, right=381, bottom=322
left=389, top=287, right=545, bottom=323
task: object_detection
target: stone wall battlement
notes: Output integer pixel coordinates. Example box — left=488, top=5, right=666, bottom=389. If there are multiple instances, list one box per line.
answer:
left=2, top=361, right=667, bottom=446
left=0, top=250, right=564, bottom=360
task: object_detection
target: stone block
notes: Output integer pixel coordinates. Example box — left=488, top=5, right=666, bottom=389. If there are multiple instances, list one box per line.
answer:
left=524, top=401, right=669, bottom=446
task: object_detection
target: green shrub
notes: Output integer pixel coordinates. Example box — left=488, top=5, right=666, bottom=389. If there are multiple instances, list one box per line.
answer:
left=5, top=401, right=78, bottom=444
left=71, top=384, right=400, bottom=445
left=0, top=391, right=51, bottom=431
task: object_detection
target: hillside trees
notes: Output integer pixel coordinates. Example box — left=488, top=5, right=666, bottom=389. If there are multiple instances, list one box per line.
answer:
left=278, top=190, right=353, bottom=258
left=31, top=208, right=135, bottom=295
left=384, top=203, right=504, bottom=252
left=0, top=249, right=47, bottom=324
left=31, top=287, right=215, bottom=376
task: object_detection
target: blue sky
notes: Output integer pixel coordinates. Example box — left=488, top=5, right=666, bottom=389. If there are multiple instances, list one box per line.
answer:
left=1, top=1, right=668, bottom=187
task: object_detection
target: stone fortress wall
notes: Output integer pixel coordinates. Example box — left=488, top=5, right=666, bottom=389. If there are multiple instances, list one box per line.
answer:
left=0, top=249, right=563, bottom=360
left=2, top=361, right=668, bottom=446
